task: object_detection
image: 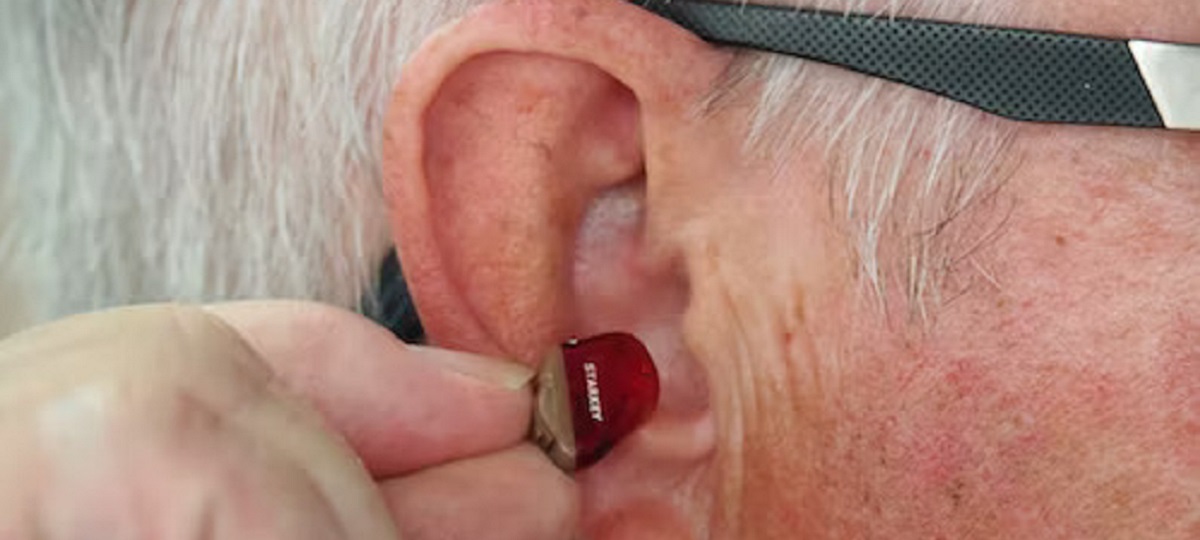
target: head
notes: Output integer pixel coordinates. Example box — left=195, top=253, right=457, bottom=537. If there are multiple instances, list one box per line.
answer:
left=2, top=0, right=1198, bottom=537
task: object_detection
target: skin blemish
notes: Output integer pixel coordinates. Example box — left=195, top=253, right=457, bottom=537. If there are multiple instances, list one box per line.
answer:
left=948, top=478, right=967, bottom=509
left=1054, top=235, right=1067, bottom=247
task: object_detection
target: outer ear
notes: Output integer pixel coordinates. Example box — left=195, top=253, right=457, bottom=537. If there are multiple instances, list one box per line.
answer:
left=381, top=0, right=732, bottom=362
left=381, top=0, right=737, bottom=537
left=396, top=48, right=642, bottom=360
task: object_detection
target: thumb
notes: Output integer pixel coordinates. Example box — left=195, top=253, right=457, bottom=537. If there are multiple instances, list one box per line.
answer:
left=205, top=300, right=535, bottom=478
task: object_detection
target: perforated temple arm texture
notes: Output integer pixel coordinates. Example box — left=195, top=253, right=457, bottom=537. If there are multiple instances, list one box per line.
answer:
left=636, top=0, right=1199, bottom=130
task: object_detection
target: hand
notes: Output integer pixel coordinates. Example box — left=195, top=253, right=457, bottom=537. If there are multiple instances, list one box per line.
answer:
left=0, top=302, right=577, bottom=539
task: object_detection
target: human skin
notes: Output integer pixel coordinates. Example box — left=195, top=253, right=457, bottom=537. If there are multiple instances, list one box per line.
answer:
left=0, top=302, right=575, bottom=539
left=382, top=0, right=1199, bottom=537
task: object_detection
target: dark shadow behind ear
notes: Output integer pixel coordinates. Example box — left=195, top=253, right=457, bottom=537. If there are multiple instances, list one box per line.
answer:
left=364, top=248, right=426, bottom=344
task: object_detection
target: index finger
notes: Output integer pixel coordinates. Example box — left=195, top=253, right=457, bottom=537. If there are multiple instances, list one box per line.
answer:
left=205, top=301, right=535, bottom=478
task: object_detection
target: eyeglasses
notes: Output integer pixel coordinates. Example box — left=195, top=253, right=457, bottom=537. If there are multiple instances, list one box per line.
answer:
left=634, top=0, right=1200, bottom=131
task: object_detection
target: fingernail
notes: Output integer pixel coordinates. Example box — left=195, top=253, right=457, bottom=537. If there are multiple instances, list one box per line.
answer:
left=409, top=346, right=535, bottom=390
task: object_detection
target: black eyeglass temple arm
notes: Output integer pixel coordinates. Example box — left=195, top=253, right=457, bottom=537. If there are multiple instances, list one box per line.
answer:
left=634, top=0, right=1200, bottom=131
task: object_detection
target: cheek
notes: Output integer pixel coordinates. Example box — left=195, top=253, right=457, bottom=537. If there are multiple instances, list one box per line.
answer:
left=807, top=281, right=1200, bottom=537
left=722, top=258, right=1199, bottom=537
left=673, top=133, right=1199, bottom=536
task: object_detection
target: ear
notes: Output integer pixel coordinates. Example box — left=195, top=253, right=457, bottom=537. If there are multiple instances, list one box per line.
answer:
left=382, top=0, right=736, bottom=536
left=383, top=0, right=735, bottom=358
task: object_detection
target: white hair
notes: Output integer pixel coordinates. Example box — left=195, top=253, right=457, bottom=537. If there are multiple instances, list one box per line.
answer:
left=0, top=0, right=476, bottom=334
left=719, top=0, right=1022, bottom=319
left=0, top=0, right=1018, bottom=335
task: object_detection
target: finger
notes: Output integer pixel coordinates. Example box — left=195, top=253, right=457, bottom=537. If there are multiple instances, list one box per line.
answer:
left=205, top=301, right=535, bottom=477
left=380, top=444, right=579, bottom=540
left=0, top=305, right=399, bottom=540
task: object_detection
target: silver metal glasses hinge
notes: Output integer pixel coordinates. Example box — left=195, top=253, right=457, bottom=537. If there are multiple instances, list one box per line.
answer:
left=1129, top=40, right=1200, bottom=131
